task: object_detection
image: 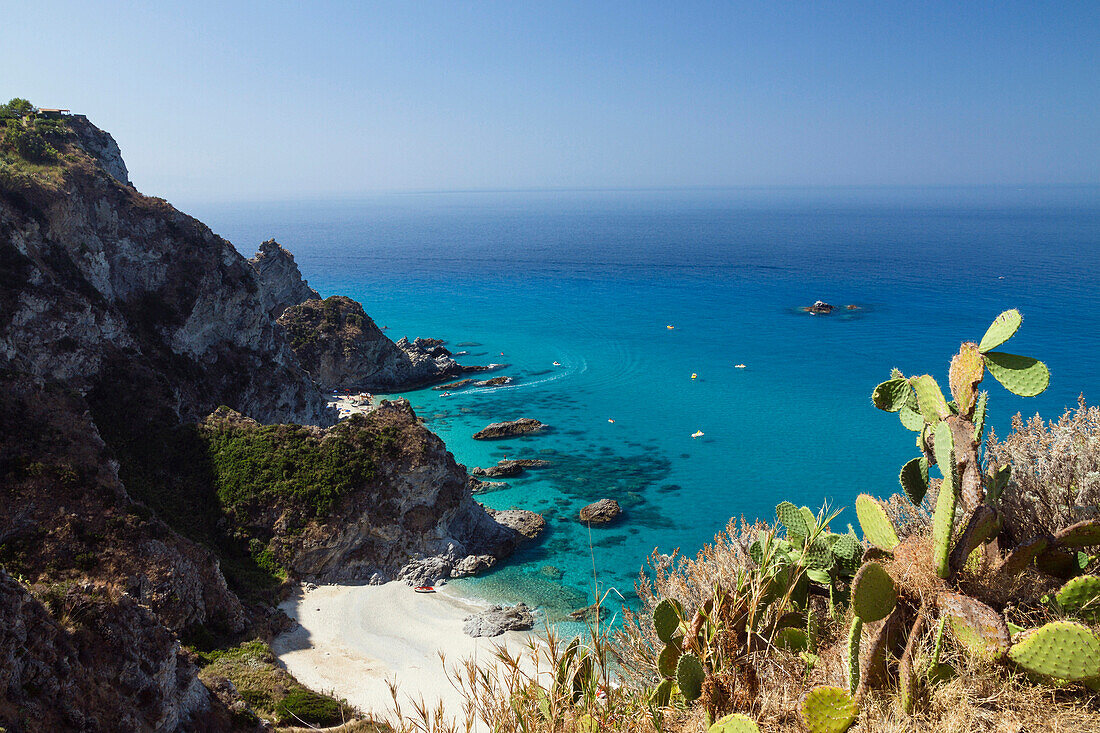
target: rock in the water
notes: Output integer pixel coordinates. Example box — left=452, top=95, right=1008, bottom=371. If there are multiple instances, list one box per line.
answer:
left=433, top=379, right=475, bottom=391
left=463, top=603, right=535, bottom=637
left=803, top=300, right=835, bottom=314
left=247, top=239, right=322, bottom=319
left=473, top=418, right=546, bottom=440
left=569, top=602, right=605, bottom=623
left=579, top=499, right=622, bottom=525
left=471, top=458, right=551, bottom=478
left=468, top=477, right=508, bottom=494
left=452, top=554, right=496, bottom=577
left=475, top=376, right=512, bottom=387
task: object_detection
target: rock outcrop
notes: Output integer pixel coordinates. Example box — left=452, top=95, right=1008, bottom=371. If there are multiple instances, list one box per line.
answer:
left=473, top=418, right=547, bottom=440
left=201, top=400, right=538, bottom=586
left=579, top=498, right=622, bottom=525
left=279, top=295, right=499, bottom=392
left=247, top=238, right=321, bottom=318
left=463, top=603, right=535, bottom=637
left=471, top=458, right=552, bottom=478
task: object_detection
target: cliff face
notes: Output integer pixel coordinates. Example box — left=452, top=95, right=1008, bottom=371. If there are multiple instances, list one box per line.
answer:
left=278, top=295, right=493, bottom=391
left=246, top=238, right=320, bottom=319
left=0, top=122, right=331, bottom=427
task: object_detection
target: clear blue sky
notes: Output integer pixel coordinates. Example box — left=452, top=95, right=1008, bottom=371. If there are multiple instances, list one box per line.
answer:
left=7, top=1, right=1099, bottom=203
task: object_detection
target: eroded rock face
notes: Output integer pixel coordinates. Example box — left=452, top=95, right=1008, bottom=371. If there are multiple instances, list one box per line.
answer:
left=0, top=570, right=233, bottom=732
left=0, top=117, right=332, bottom=427
left=67, top=114, right=131, bottom=186
left=473, top=418, right=546, bottom=440
left=247, top=238, right=321, bottom=319
left=201, top=400, right=536, bottom=586
left=278, top=295, right=498, bottom=391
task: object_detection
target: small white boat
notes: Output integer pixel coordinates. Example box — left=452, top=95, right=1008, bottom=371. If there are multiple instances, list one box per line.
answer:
left=608, top=418, right=615, bottom=423
left=735, top=363, right=747, bottom=369
left=666, top=324, right=675, bottom=330
left=691, top=430, right=704, bottom=438
left=553, top=361, right=562, bottom=366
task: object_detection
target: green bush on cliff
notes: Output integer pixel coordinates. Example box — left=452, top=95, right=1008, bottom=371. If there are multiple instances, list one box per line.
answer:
left=204, top=422, right=374, bottom=518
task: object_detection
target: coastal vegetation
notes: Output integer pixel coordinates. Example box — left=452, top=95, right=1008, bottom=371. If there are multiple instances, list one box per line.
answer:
left=384, top=310, right=1100, bottom=733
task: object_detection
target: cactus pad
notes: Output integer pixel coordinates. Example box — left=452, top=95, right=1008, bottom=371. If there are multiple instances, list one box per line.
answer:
left=1007, top=621, right=1100, bottom=681
left=998, top=535, right=1050, bottom=576
left=855, top=494, right=900, bottom=552
left=1056, top=576, right=1100, bottom=622
left=650, top=678, right=673, bottom=707
left=851, top=561, right=897, bottom=622
left=948, top=342, right=985, bottom=417
left=658, top=642, right=682, bottom=677
left=948, top=505, right=998, bottom=574
left=776, top=626, right=810, bottom=651
left=910, top=375, right=951, bottom=423
left=939, top=592, right=1010, bottom=661
left=978, top=309, right=1022, bottom=353
left=931, top=421, right=957, bottom=579
left=972, top=390, right=988, bottom=441
left=653, top=598, right=683, bottom=644
left=899, top=456, right=930, bottom=505
left=1053, top=519, right=1100, bottom=548
left=801, top=686, right=858, bottom=733
left=708, top=714, right=761, bottom=733
left=872, top=377, right=912, bottom=412
left=982, top=351, right=1050, bottom=397
left=898, top=404, right=925, bottom=432
left=776, top=500, right=810, bottom=539
left=676, top=652, right=705, bottom=701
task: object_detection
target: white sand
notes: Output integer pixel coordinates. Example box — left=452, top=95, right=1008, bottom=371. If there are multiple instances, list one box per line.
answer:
left=272, top=582, right=539, bottom=728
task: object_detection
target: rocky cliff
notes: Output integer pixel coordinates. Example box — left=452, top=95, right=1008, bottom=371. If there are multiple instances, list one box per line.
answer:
left=278, top=295, right=498, bottom=391
left=246, top=238, right=320, bottom=318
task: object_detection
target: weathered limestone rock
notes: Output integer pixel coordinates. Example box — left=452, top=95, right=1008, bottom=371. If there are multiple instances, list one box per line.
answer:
left=463, top=603, right=535, bottom=637
left=247, top=238, right=321, bottom=318
left=579, top=499, right=622, bottom=525
left=471, top=458, right=551, bottom=477
left=473, top=418, right=546, bottom=440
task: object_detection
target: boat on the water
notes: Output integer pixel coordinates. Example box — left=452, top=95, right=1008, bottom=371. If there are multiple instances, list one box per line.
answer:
left=414, top=586, right=436, bottom=594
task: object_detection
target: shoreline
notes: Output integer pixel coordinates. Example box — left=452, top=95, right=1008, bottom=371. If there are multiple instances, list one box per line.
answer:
left=272, top=581, right=541, bottom=728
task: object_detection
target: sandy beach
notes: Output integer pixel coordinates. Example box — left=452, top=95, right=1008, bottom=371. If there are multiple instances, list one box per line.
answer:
left=272, top=582, right=540, bottom=728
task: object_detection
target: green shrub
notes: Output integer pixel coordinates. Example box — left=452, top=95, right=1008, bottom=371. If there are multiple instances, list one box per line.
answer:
left=275, top=688, right=346, bottom=727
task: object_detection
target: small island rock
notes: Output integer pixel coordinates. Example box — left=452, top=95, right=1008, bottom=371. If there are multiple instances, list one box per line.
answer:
left=471, top=458, right=551, bottom=478
left=578, top=499, right=622, bottom=525
left=473, top=418, right=546, bottom=440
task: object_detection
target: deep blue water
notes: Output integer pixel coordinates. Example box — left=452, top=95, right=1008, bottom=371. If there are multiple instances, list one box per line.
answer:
left=196, top=187, right=1100, bottom=626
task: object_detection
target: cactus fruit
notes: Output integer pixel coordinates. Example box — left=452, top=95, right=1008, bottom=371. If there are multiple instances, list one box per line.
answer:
left=855, top=494, right=900, bottom=551
left=851, top=562, right=897, bottom=623
left=801, top=686, right=858, bottom=733
left=650, top=678, right=673, bottom=707
left=972, top=390, right=988, bottom=441
left=1056, top=575, right=1100, bottom=621
left=676, top=652, right=705, bottom=702
left=1053, top=519, right=1100, bottom=548
left=1007, top=620, right=1100, bottom=682
left=910, top=375, right=951, bottom=423
left=977, top=308, right=1022, bottom=353
left=939, top=592, right=1011, bottom=661
left=948, top=342, right=985, bottom=417
left=776, top=500, right=810, bottom=540
left=982, top=352, right=1050, bottom=397
left=899, top=456, right=929, bottom=505
left=872, top=377, right=912, bottom=412
left=654, top=598, right=683, bottom=644
left=708, top=713, right=760, bottom=733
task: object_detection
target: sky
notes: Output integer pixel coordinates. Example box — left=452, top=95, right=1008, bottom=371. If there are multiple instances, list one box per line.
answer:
left=4, top=1, right=1099, bottom=204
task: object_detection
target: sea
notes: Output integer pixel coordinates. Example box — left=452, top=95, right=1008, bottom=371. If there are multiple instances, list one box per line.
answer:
left=196, top=186, right=1100, bottom=631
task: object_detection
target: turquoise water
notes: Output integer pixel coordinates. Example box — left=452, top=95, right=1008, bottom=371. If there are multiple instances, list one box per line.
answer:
left=198, top=187, right=1100, bottom=625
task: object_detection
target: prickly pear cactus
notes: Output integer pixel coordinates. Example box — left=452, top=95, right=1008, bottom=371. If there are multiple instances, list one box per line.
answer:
left=855, top=494, right=899, bottom=552
left=776, top=626, right=810, bottom=652
left=801, top=686, right=859, bottom=733
left=658, top=643, right=681, bottom=677
left=851, top=562, right=897, bottom=622
left=776, top=500, right=810, bottom=539
left=899, top=456, right=929, bottom=505
left=972, top=390, right=988, bottom=441
left=650, top=678, right=673, bottom=707
left=1056, top=575, right=1100, bottom=622
left=910, top=374, right=951, bottom=423
left=982, top=351, right=1050, bottom=397
left=847, top=617, right=862, bottom=696
left=653, top=598, right=682, bottom=644
left=938, top=592, right=1011, bottom=661
left=1007, top=620, right=1100, bottom=682
left=978, top=309, right=1022, bottom=353
left=676, top=652, right=705, bottom=702
left=830, top=532, right=863, bottom=575
left=930, top=421, right=958, bottom=579
left=1053, top=519, right=1100, bottom=548
left=948, top=341, right=985, bottom=417
left=872, top=377, right=912, bottom=412
left=708, top=713, right=761, bottom=733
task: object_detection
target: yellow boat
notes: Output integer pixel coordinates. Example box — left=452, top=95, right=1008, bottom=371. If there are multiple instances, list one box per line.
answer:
left=691, top=373, right=698, bottom=379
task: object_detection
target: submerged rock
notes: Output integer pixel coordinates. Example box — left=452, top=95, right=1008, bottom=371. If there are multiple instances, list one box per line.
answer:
left=433, top=378, right=475, bottom=391
left=579, top=499, right=622, bottom=525
left=803, top=300, right=835, bottom=314
left=463, top=603, right=535, bottom=637
left=473, top=418, right=546, bottom=440
left=471, top=458, right=551, bottom=478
